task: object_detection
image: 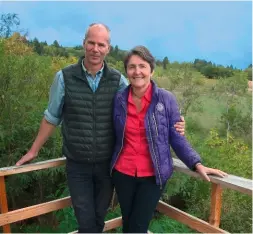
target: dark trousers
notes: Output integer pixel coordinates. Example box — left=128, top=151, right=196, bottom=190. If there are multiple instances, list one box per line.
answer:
left=66, top=159, right=113, bottom=233
left=112, top=169, right=162, bottom=233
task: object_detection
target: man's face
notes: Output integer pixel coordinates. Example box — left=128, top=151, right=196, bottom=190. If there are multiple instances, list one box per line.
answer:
left=83, top=26, right=110, bottom=66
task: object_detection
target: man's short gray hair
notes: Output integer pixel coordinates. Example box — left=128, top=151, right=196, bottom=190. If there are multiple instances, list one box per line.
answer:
left=84, top=23, right=111, bottom=44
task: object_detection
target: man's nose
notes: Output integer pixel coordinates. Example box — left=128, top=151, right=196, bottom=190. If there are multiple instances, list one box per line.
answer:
left=93, top=44, right=99, bottom=52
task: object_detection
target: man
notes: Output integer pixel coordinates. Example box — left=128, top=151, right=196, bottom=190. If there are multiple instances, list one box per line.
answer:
left=16, top=23, right=185, bottom=233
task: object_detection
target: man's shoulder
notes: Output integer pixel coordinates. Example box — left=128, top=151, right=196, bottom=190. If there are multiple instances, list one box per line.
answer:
left=61, top=61, right=82, bottom=82
left=62, top=62, right=79, bottom=73
left=114, top=85, right=127, bottom=99
left=107, top=66, right=122, bottom=77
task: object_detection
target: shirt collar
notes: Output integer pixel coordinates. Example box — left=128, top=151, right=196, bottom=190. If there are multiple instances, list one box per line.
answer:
left=82, top=59, right=104, bottom=76
left=128, top=83, right=152, bottom=104
left=143, top=83, right=152, bottom=103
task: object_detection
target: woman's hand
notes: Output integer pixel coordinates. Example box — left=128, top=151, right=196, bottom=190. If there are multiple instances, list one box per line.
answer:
left=195, top=163, right=228, bottom=182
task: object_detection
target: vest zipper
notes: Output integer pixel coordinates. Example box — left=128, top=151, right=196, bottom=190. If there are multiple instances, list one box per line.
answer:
left=147, top=114, right=162, bottom=189
left=110, top=99, right=127, bottom=175
left=93, top=93, right=96, bottom=162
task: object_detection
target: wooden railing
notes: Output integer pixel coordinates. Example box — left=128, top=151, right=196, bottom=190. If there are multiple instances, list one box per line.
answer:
left=0, top=157, right=252, bottom=233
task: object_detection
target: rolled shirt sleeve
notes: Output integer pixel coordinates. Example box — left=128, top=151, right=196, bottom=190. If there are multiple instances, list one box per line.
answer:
left=44, top=70, right=65, bottom=126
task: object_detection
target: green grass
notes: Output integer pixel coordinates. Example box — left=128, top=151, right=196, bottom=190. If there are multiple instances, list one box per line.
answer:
left=149, top=214, right=196, bottom=233
left=187, top=94, right=225, bottom=131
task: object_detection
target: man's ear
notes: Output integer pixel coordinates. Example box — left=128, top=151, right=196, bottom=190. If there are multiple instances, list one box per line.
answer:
left=107, top=44, right=111, bottom=55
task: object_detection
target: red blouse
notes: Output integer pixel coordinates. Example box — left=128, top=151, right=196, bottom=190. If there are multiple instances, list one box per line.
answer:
left=115, top=84, right=155, bottom=177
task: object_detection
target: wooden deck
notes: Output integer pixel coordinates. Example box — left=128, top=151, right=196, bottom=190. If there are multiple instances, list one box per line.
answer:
left=0, top=157, right=252, bottom=233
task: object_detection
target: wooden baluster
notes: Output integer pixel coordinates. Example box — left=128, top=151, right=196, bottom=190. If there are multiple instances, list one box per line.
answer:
left=209, top=183, right=223, bottom=227
left=0, top=176, right=11, bottom=233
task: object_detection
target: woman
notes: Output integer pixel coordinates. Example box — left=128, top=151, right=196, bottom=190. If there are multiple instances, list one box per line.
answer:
left=110, top=46, right=227, bottom=233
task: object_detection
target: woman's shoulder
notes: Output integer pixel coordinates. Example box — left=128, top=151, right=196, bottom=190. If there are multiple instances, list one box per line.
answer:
left=156, top=88, right=179, bottom=113
left=157, top=87, right=176, bottom=102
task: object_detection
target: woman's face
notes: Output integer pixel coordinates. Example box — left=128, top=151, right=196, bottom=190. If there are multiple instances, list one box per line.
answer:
left=126, top=55, right=153, bottom=89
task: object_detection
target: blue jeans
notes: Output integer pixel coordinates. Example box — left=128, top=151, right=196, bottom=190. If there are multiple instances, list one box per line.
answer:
left=66, top=159, right=113, bottom=233
left=112, top=169, right=162, bottom=233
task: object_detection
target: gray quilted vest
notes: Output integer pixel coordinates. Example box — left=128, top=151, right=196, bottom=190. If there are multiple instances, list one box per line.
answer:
left=61, top=57, right=121, bottom=163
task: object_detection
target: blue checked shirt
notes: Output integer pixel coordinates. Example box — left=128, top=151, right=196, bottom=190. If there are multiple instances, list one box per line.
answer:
left=44, top=62, right=128, bottom=125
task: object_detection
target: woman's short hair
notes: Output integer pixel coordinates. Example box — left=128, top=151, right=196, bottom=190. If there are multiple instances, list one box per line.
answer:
left=124, top=45, right=155, bottom=73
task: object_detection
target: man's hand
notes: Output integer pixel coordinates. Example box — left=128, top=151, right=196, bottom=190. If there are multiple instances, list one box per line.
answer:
left=16, top=151, right=38, bottom=166
left=15, top=118, right=56, bottom=166
left=195, top=164, right=228, bottom=182
left=174, top=116, right=185, bottom=136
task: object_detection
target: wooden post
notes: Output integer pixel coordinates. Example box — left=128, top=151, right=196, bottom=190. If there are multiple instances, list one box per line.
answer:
left=0, top=176, right=11, bottom=233
left=209, top=183, right=223, bottom=227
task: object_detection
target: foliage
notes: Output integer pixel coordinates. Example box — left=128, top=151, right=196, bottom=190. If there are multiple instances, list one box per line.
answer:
left=194, top=58, right=235, bottom=79
left=0, top=38, right=71, bottom=232
left=162, top=56, right=169, bottom=70
left=32, top=37, right=43, bottom=55
left=245, top=67, right=252, bottom=80
left=0, top=14, right=251, bottom=233
left=52, top=40, right=60, bottom=48
left=109, top=45, right=126, bottom=62
left=0, top=13, right=23, bottom=38
left=108, top=60, right=125, bottom=75
left=3, top=33, right=33, bottom=55
left=212, top=73, right=250, bottom=141
left=181, top=129, right=252, bottom=233
left=66, top=47, right=84, bottom=58
left=27, top=37, right=69, bottom=57
left=154, top=64, right=204, bottom=116
left=149, top=214, right=196, bottom=233
left=204, top=129, right=251, bottom=176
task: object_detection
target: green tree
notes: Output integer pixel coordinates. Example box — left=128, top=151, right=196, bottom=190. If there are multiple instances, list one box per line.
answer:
left=41, top=41, right=48, bottom=46
left=74, top=45, right=83, bottom=50
left=162, top=56, right=169, bottom=70
left=0, top=13, right=20, bottom=38
left=32, top=37, right=43, bottom=55
left=213, top=73, right=248, bottom=141
left=244, top=67, right=252, bottom=81
left=114, top=45, right=119, bottom=55
left=156, top=59, right=163, bottom=67
left=52, top=40, right=60, bottom=48
left=155, top=64, right=204, bottom=116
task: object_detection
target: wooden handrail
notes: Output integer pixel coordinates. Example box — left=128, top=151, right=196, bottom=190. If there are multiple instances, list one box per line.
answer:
left=1, top=157, right=252, bottom=195
left=0, top=157, right=252, bottom=233
left=68, top=217, right=123, bottom=233
left=0, top=177, right=10, bottom=233
left=156, top=201, right=228, bottom=233
left=0, top=197, right=71, bottom=226
left=209, top=184, right=222, bottom=227
left=0, top=158, right=66, bottom=177
left=173, top=158, right=252, bottom=196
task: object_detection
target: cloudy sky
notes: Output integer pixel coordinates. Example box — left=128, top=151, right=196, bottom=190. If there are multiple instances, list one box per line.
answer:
left=0, top=1, right=252, bottom=69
